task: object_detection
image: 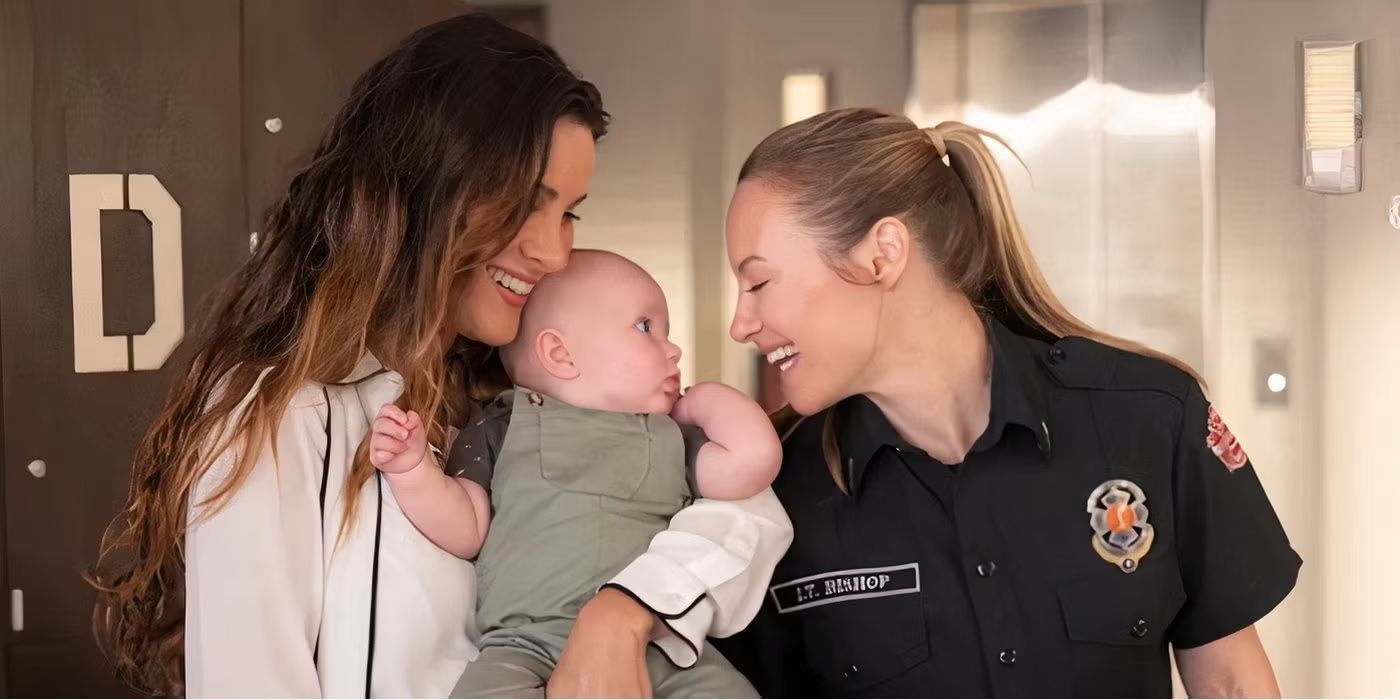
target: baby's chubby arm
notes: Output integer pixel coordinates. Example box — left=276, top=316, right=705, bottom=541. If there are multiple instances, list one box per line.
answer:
left=670, top=382, right=782, bottom=500
left=370, top=405, right=491, bottom=559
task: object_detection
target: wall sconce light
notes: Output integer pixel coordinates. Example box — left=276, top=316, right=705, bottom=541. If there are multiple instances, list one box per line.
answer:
left=782, top=71, right=829, bottom=126
left=1301, top=41, right=1362, bottom=194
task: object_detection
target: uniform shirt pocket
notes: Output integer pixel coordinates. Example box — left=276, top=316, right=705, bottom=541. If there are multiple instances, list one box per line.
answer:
left=1056, top=569, right=1187, bottom=695
left=786, top=565, right=931, bottom=694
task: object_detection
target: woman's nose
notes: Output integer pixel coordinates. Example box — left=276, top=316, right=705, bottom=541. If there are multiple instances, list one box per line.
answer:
left=520, top=220, right=572, bottom=274
left=730, top=304, right=760, bottom=343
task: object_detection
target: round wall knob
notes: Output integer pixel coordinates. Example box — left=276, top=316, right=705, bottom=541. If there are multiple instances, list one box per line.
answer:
left=264, top=117, right=283, bottom=134
left=27, top=460, right=46, bottom=479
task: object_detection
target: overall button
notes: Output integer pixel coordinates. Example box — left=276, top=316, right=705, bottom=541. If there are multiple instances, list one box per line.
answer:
left=1131, top=619, right=1150, bottom=639
left=976, top=561, right=998, bottom=578
left=998, top=649, right=1018, bottom=666
left=1048, top=345, right=1067, bottom=364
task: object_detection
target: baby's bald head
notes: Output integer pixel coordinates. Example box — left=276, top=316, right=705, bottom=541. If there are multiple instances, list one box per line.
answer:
left=502, top=249, right=653, bottom=366
left=502, top=250, right=682, bottom=413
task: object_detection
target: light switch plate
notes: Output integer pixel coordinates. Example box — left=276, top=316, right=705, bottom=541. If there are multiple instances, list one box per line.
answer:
left=1255, top=338, right=1290, bottom=406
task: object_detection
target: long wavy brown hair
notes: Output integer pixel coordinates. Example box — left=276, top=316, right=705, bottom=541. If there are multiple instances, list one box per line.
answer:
left=747, top=109, right=1200, bottom=488
left=87, top=14, right=607, bottom=696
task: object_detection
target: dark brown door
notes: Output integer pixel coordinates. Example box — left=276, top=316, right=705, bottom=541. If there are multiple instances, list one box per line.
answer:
left=240, top=0, right=469, bottom=234
left=0, top=0, right=246, bottom=695
left=0, top=0, right=483, bottom=695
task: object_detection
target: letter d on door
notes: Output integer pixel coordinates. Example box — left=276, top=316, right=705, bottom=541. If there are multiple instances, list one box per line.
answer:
left=68, top=174, right=184, bottom=373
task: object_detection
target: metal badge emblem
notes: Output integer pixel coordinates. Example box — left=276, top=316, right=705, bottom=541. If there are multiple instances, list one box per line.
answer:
left=1087, top=479, right=1154, bottom=573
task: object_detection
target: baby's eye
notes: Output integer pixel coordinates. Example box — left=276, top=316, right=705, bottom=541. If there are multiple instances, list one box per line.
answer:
left=634, top=319, right=652, bottom=334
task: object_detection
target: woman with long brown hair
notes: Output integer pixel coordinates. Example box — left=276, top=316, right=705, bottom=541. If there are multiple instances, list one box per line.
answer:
left=89, top=15, right=790, bottom=697
left=715, top=108, right=1300, bottom=697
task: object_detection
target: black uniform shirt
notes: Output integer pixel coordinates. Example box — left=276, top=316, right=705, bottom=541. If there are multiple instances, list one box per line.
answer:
left=716, top=318, right=1301, bottom=698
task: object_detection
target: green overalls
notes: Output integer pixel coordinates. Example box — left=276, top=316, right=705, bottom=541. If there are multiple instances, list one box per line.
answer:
left=446, top=388, right=756, bottom=699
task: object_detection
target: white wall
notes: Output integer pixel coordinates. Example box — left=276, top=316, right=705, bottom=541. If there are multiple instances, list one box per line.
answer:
left=1208, top=4, right=1324, bottom=695
left=1311, top=14, right=1400, bottom=692
left=1210, top=1, right=1400, bottom=696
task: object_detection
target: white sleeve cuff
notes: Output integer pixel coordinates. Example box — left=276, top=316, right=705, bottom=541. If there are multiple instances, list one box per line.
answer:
left=608, top=549, right=710, bottom=617
left=603, top=494, right=792, bottom=668
left=651, top=598, right=715, bottom=668
left=599, top=578, right=715, bottom=669
left=603, top=545, right=736, bottom=668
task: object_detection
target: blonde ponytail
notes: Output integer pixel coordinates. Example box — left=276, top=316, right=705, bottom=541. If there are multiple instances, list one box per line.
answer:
left=928, top=121, right=1203, bottom=384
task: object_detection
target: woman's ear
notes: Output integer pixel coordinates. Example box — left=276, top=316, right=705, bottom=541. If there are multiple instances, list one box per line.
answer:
left=849, top=216, right=911, bottom=288
left=535, top=329, right=579, bottom=380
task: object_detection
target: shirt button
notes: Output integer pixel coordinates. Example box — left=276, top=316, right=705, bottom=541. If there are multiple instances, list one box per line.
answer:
left=1131, top=619, right=1150, bottom=639
left=842, top=664, right=859, bottom=679
left=1048, top=345, right=1067, bottom=364
left=976, top=561, right=998, bottom=578
left=999, top=649, right=1018, bottom=666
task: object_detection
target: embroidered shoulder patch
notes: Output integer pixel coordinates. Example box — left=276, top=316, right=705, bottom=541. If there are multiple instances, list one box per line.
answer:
left=769, top=563, right=920, bottom=613
left=1206, top=404, right=1248, bottom=471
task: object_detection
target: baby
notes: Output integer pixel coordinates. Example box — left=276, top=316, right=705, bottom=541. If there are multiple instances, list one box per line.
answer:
left=368, top=250, right=781, bottom=698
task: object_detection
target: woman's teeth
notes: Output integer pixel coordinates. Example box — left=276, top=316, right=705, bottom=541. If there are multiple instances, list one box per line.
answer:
left=766, top=345, right=799, bottom=372
left=765, top=345, right=796, bottom=363
left=489, top=266, right=534, bottom=296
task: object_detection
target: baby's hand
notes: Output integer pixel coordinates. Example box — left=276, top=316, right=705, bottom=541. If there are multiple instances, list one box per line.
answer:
left=370, top=405, right=430, bottom=474
left=672, top=382, right=781, bottom=501
left=670, top=381, right=740, bottom=427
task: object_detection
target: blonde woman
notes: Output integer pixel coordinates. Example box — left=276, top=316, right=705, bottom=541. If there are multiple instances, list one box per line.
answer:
left=716, top=108, right=1298, bottom=698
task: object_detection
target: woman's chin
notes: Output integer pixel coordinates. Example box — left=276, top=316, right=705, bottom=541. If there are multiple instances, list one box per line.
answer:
left=784, top=386, right=836, bottom=417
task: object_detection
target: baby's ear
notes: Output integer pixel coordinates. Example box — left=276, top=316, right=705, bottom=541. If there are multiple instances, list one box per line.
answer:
left=536, top=329, right=579, bottom=380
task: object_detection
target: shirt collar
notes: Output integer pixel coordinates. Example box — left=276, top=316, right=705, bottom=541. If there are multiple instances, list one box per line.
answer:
left=982, top=315, right=1053, bottom=455
left=335, top=352, right=404, bottom=423
left=837, top=315, right=1054, bottom=495
left=340, top=352, right=390, bottom=384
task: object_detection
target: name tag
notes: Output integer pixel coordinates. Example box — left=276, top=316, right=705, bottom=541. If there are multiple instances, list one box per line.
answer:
left=769, top=563, right=920, bottom=613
